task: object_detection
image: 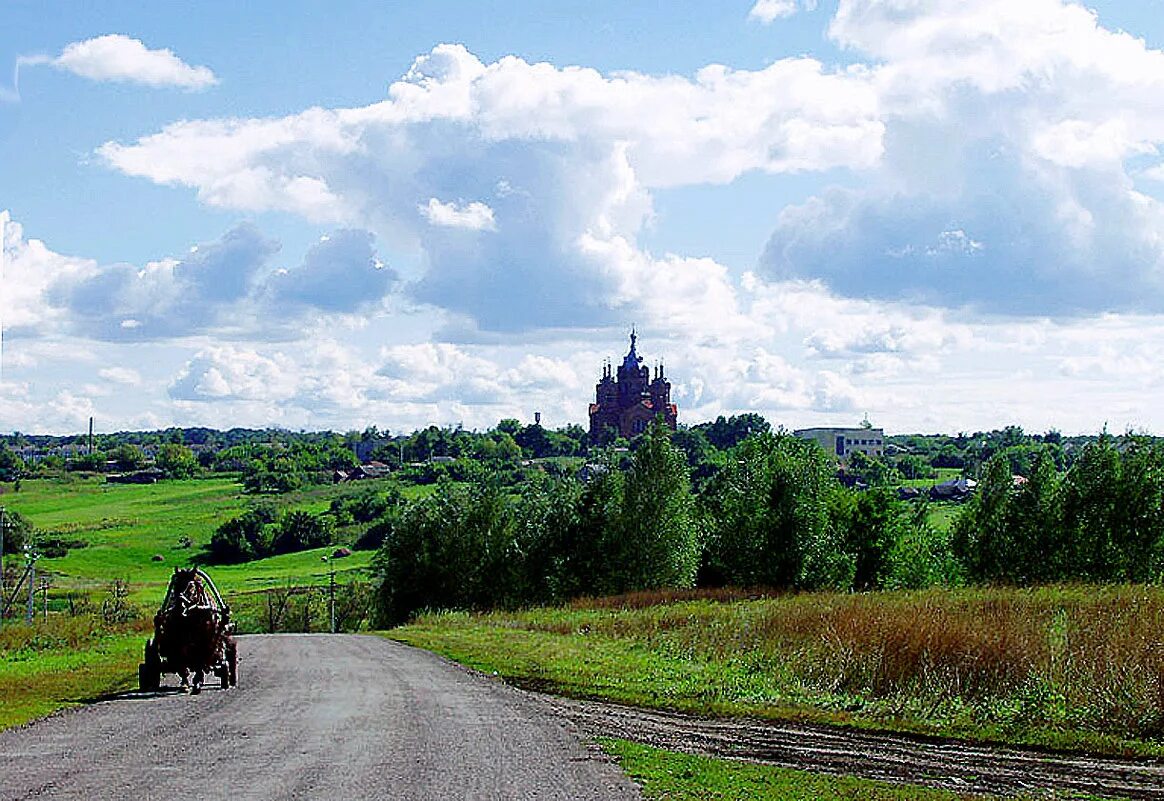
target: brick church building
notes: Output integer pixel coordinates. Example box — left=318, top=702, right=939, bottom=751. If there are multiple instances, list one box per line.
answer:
left=589, top=331, right=678, bottom=442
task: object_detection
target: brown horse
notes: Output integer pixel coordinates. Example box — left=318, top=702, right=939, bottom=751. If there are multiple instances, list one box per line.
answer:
left=151, top=568, right=237, bottom=694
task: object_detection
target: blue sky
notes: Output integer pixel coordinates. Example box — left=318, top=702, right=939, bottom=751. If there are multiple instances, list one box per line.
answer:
left=4, top=1, right=1164, bottom=436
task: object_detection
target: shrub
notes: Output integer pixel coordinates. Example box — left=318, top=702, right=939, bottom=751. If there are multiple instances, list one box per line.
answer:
left=271, top=510, right=333, bottom=555
left=207, top=510, right=270, bottom=563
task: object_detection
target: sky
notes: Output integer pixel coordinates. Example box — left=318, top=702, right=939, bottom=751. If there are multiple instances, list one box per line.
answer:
left=4, top=0, right=1164, bottom=437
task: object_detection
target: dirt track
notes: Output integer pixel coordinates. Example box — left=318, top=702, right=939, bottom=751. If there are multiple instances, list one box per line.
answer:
left=540, top=693, right=1164, bottom=799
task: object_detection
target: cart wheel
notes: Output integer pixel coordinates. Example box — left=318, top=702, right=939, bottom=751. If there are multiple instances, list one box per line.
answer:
left=139, top=639, right=162, bottom=692
left=226, top=642, right=238, bottom=688
left=138, top=661, right=160, bottom=692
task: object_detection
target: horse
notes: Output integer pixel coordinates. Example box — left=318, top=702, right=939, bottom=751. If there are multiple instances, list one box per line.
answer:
left=154, top=568, right=236, bottom=694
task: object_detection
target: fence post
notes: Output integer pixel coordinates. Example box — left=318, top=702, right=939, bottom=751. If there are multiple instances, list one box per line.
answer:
left=26, top=546, right=36, bottom=625
left=0, top=506, right=5, bottom=627
left=322, top=556, right=336, bottom=633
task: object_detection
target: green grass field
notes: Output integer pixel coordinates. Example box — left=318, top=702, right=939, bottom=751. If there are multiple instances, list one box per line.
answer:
left=1, top=476, right=388, bottom=603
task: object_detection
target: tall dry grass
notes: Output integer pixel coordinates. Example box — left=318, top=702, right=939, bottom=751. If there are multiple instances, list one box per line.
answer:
left=514, top=585, right=1164, bottom=739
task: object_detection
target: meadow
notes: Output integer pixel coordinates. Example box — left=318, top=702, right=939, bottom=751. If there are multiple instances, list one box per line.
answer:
left=392, top=586, right=1164, bottom=756
left=2, top=475, right=382, bottom=605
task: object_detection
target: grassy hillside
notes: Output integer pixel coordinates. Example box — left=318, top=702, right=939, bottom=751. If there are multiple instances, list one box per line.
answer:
left=1, top=476, right=386, bottom=604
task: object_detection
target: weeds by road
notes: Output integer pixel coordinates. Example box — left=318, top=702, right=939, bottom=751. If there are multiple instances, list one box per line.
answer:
left=392, top=586, right=1164, bottom=756
left=0, top=614, right=147, bottom=730
left=601, top=739, right=991, bottom=801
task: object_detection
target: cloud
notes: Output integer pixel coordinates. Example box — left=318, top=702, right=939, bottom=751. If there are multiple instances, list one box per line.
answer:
left=377, top=343, right=581, bottom=406
left=169, top=345, right=297, bottom=402
left=1, top=210, right=98, bottom=336
left=97, top=43, right=882, bottom=333
left=52, top=223, right=279, bottom=340
left=48, top=34, right=216, bottom=90
left=266, top=230, right=396, bottom=313
left=751, top=0, right=1164, bottom=315
left=420, top=198, right=496, bottom=230
left=98, top=367, right=141, bottom=385
left=8, top=214, right=394, bottom=342
left=749, top=0, right=817, bottom=24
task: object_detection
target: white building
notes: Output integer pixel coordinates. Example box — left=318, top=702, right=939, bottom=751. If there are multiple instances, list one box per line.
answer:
left=794, top=426, right=886, bottom=461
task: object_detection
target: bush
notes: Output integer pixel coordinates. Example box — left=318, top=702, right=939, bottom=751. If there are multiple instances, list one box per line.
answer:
left=156, top=443, right=198, bottom=479
left=272, top=510, right=333, bottom=555
left=374, top=482, right=519, bottom=626
left=1, top=509, right=33, bottom=554
left=207, top=510, right=270, bottom=563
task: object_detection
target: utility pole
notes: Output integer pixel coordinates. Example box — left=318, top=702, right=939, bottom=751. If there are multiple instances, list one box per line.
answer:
left=40, top=577, right=50, bottom=620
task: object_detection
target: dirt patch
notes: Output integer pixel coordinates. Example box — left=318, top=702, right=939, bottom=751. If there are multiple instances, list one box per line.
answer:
left=538, top=694, right=1164, bottom=799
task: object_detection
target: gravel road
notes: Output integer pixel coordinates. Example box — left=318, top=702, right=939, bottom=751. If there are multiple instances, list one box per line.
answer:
left=0, top=634, right=639, bottom=801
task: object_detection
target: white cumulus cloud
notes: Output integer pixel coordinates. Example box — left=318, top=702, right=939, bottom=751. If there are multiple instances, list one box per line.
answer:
left=49, top=34, right=217, bottom=89
left=420, top=198, right=497, bottom=230
left=749, top=0, right=816, bottom=24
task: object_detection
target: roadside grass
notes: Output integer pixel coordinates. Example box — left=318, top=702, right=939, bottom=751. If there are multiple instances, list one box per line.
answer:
left=0, top=616, right=148, bottom=731
left=391, top=585, right=1164, bottom=756
left=601, top=738, right=994, bottom=801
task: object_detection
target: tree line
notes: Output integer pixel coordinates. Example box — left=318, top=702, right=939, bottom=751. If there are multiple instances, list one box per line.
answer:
left=369, top=423, right=1164, bottom=625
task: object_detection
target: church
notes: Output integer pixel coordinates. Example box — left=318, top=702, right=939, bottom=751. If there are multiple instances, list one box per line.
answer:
left=588, top=331, right=678, bottom=443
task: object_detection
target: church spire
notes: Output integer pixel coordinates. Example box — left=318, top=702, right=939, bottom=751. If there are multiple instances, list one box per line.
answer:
left=621, top=325, right=642, bottom=370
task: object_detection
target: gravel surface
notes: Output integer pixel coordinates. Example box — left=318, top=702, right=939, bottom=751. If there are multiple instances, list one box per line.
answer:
left=0, top=635, right=640, bottom=801
left=540, top=694, right=1164, bottom=799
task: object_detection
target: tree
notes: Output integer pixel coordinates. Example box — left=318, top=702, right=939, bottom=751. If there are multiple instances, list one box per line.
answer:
left=847, top=451, right=899, bottom=487
left=515, top=424, right=551, bottom=458
left=373, top=481, right=520, bottom=626
left=156, top=443, right=198, bottom=479
left=695, top=413, right=771, bottom=451
left=1005, top=450, right=1063, bottom=582
left=0, top=445, right=24, bottom=482
left=1, top=508, right=33, bottom=555
left=884, top=499, right=961, bottom=589
left=894, top=454, right=936, bottom=480
left=272, top=510, right=333, bottom=555
left=1060, top=435, right=1121, bottom=580
left=953, top=454, right=1013, bottom=582
left=703, top=432, right=847, bottom=590
left=841, top=488, right=904, bottom=591
left=1110, top=437, right=1164, bottom=582
left=68, top=451, right=107, bottom=472
left=207, top=511, right=270, bottom=563
left=111, top=444, right=147, bottom=471
left=496, top=419, right=522, bottom=436
left=607, top=419, right=699, bottom=592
